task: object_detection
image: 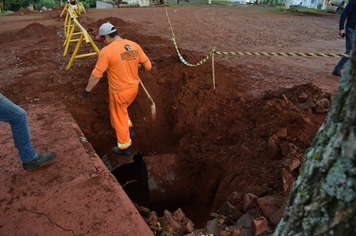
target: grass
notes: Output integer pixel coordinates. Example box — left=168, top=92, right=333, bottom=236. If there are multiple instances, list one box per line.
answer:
left=0, top=10, right=14, bottom=16
left=272, top=6, right=332, bottom=16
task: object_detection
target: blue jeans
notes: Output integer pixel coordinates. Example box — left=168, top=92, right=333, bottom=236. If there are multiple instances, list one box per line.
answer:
left=334, top=26, right=356, bottom=72
left=0, top=93, right=37, bottom=163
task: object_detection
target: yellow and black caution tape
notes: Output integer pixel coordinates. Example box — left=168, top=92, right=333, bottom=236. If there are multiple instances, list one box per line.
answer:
left=172, top=38, right=215, bottom=67
left=165, top=7, right=348, bottom=88
left=165, top=7, right=348, bottom=68
left=214, top=51, right=349, bottom=58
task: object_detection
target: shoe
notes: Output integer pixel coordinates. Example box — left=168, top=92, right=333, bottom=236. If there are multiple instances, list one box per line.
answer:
left=332, top=70, right=342, bottom=77
left=23, top=152, right=56, bottom=170
left=129, top=127, right=135, bottom=137
left=112, top=147, right=131, bottom=156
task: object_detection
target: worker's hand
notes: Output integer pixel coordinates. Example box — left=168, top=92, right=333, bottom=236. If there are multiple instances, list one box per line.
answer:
left=82, top=89, right=90, bottom=98
left=339, top=29, right=345, bottom=38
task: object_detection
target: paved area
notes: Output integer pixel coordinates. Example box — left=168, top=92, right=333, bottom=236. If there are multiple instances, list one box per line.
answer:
left=0, top=102, right=153, bottom=236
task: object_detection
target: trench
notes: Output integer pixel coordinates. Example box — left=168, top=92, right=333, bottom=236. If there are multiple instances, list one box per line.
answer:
left=71, top=18, right=327, bottom=228
left=0, top=9, right=336, bottom=233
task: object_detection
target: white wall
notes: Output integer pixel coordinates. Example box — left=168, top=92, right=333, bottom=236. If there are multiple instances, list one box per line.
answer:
left=96, top=1, right=113, bottom=8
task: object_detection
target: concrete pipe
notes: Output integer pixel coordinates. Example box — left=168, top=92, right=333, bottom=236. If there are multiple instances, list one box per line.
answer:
left=327, top=5, right=343, bottom=14
left=330, top=0, right=344, bottom=6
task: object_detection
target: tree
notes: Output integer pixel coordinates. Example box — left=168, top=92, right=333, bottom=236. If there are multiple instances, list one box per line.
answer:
left=5, top=0, right=30, bottom=11
left=285, top=0, right=291, bottom=9
left=274, top=44, right=356, bottom=235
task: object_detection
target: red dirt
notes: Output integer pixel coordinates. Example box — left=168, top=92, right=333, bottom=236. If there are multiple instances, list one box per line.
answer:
left=0, top=4, right=342, bottom=232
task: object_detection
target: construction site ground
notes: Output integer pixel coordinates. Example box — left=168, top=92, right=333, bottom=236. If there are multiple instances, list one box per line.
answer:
left=0, top=4, right=343, bottom=235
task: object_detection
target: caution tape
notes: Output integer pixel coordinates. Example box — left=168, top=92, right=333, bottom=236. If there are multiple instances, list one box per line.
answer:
left=165, top=7, right=349, bottom=68
left=214, top=51, right=349, bottom=58
left=165, top=7, right=349, bottom=89
left=172, top=38, right=214, bottom=67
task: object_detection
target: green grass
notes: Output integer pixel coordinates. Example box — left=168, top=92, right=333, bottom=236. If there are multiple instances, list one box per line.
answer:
left=0, top=10, right=14, bottom=16
left=272, top=6, right=331, bottom=15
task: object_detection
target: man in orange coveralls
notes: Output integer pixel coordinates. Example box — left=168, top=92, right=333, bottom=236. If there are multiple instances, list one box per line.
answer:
left=82, top=23, right=152, bottom=156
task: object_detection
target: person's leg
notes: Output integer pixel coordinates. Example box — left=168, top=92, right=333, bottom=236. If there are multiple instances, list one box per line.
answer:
left=109, top=86, right=138, bottom=155
left=334, top=27, right=356, bottom=73
left=0, top=93, right=56, bottom=169
left=0, top=93, right=36, bottom=162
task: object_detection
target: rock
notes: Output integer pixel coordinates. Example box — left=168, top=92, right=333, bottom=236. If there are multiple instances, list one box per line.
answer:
left=210, top=212, right=226, bottom=219
left=206, top=218, right=225, bottom=235
left=228, top=191, right=244, bottom=206
left=241, top=228, right=254, bottom=236
left=148, top=212, right=158, bottom=226
left=139, top=206, right=150, bottom=216
left=315, top=106, right=328, bottom=114
left=245, top=186, right=270, bottom=198
left=257, top=195, right=288, bottom=221
left=315, top=98, right=330, bottom=109
left=297, top=102, right=316, bottom=110
left=162, top=210, right=185, bottom=234
left=279, top=142, right=297, bottom=157
left=298, top=92, right=308, bottom=103
left=236, top=213, right=255, bottom=229
left=282, top=158, right=301, bottom=172
left=243, top=193, right=258, bottom=212
left=185, top=219, right=194, bottom=233
left=217, top=218, right=225, bottom=225
left=217, top=230, right=230, bottom=236
left=320, top=92, right=329, bottom=99
left=276, top=127, right=287, bottom=139
left=270, top=201, right=287, bottom=226
left=281, top=168, right=295, bottom=193
left=173, top=208, right=185, bottom=221
left=229, top=226, right=242, bottom=236
left=251, top=217, right=268, bottom=236
left=93, top=122, right=101, bottom=132
left=193, top=228, right=207, bottom=234
left=220, top=201, right=243, bottom=220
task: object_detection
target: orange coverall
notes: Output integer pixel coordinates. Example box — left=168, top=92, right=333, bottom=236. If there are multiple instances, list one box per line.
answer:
left=92, top=39, right=152, bottom=150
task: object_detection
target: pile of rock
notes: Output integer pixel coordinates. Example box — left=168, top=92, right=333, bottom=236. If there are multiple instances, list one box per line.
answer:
left=139, top=191, right=288, bottom=236
left=139, top=207, right=195, bottom=235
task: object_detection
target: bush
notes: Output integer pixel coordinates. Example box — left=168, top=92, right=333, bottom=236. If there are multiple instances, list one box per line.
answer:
left=37, top=0, right=56, bottom=9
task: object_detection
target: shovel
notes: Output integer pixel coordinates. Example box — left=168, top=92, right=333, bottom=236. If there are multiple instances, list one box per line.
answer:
left=139, top=77, right=156, bottom=121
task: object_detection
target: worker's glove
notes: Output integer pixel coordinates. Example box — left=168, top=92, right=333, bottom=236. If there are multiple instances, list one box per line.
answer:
left=82, top=89, right=90, bottom=98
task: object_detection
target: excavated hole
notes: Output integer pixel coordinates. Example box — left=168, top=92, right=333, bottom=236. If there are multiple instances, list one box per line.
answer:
left=72, top=18, right=328, bottom=228
left=80, top=53, right=328, bottom=228
left=0, top=11, right=336, bottom=232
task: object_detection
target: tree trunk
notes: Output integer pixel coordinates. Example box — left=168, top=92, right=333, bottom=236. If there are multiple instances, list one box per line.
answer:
left=274, top=43, right=356, bottom=234
left=285, top=0, right=291, bottom=9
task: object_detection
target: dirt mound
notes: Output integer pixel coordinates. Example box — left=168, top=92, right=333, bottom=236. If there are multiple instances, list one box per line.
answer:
left=16, top=22, right=50, bottom=38
left=10, top=9, right=40, bottom=15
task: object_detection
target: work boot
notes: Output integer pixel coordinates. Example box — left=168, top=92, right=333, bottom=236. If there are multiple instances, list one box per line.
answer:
left=332, top=70, right=342, bottom=77
left=112, top=147, right=131, bottom=156
left=23, top=152, right=56, bottom=170
left=129, top=127, right=135, bottom=137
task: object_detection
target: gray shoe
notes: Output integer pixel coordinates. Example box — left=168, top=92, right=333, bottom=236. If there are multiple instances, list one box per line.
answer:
left=23, top=152, right=56, bottom=170
left=332, top=70, right=342, bottom=77
left=112, top=147, right=131, bottom=156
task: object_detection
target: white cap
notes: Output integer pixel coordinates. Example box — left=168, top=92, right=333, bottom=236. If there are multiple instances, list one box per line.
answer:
left=95, top=23, right=117, bottom=40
